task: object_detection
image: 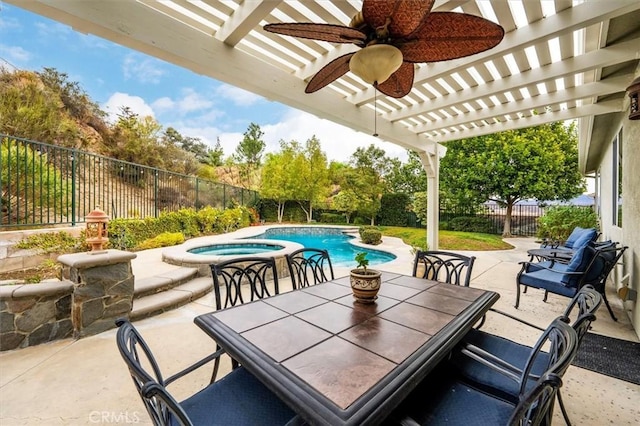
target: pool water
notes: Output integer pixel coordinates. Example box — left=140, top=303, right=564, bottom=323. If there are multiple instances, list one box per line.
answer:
left=188, top=243, right=284, bottom=256
left=252, top=229, right=396, bottom=268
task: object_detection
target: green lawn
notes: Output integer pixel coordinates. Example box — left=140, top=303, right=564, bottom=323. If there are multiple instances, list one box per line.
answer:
left=378, top=226, right=513, bottom=251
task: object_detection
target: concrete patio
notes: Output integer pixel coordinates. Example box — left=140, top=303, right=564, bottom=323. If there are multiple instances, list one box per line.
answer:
left=0, top=233, right=638, bottom=425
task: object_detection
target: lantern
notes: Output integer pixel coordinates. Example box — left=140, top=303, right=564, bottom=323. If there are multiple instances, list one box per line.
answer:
left=627, top=76, right=640, bottom=120
left=85, top=207, right=109, bottom=251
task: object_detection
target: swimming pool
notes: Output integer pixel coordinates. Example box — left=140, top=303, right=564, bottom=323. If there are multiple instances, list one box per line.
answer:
left=188, top=242, right=284, bottom=256
left=252, top=227, right=396, bottom=268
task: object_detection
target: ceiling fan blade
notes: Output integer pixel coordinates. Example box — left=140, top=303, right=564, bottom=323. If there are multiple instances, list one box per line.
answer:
left=305, top=53, right=355, bottom=94
left=375, top=62, right=414, bottom=98
left=401, top=12, right=505, bottom=62
left=363, top=0, right=435, bottom=38
left=264, top=23, right=366, bottom=44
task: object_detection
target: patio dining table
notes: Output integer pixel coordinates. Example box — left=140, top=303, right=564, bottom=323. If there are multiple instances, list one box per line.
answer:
left=194, top=272, right=499, bottom=426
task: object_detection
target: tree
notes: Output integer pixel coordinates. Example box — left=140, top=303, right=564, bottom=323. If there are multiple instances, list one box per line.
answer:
left=440, top=122, right=586, bottom=237
left=109, top=107, right=164, bottom=168
left=204, top=138, right=224, bottom=167
left=260, top=142, right=296, bottom=223
left=332, top=189, right=358, bottom=224
left=348, top=144, right=391, bottom=225
left=233, top=123, right=265, bottom=189
left=290, top=136, right=330, bottom=223
left=386, top=150, right=428, bottom=193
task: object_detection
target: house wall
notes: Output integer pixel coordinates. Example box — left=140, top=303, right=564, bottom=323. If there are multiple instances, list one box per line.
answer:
left=596, top=71, right=640, bottom=339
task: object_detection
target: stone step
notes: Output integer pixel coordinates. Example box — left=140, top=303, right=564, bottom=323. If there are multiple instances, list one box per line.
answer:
left=130, top=277, right=212, bottom=321
left=134, top=267, right=199, bottom=298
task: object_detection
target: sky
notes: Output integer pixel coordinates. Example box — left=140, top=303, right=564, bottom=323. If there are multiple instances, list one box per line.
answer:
left=0, top=3, right=409, bottom=164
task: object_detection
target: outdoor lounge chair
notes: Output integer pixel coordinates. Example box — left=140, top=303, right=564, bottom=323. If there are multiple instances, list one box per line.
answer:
left=115, top=319, right=295, bottom=426
left=392, top=318, right=578, bottom=426
left=452, top=286, right=601, bottom=425
left=516, top=242, right=626, bottom=320
left=540, top=226, right=598, bottom=252
left=285, top=248, right=334, bottom=289
left=412, top=250, right=476, bottom=286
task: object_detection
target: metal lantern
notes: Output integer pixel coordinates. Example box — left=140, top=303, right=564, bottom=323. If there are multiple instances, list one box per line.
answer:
left=627, top=76, right=640, bottom=120
left=85, top=207, right=109, bottom=251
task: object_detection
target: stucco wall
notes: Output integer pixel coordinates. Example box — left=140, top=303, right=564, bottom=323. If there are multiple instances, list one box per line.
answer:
left=597, top=71, right=640, bottom=338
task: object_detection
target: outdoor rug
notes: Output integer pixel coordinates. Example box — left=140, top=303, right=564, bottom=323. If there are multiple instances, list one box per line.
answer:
left=572, top=332, right=640, bottom=385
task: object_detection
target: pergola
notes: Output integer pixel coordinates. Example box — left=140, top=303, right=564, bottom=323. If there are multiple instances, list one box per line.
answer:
left=9, top=0, right=640, bottom=248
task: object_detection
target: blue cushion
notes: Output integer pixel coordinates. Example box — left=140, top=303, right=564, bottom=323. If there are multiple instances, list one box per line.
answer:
left=176, top=367, right=295, bottom=426
left=398, top=371, right=516, bottom=425
left=519, top=269, right=578, bottom=297
left=451, top=329, right=550, bottom=404
left=572, top=228, right=598, bottom=250
left=564, top=227, right=587, bottom=249
left=561, top=245, right=596, bottom=287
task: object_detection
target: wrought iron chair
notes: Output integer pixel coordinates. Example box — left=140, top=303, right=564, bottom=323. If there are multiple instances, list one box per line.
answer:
left=392, top=318, right=577, bottom=425
left=412, top=250, right=476, bottom=286
left=516, top=242, right=626, bottom=321
left=285, top=248, right=334, bottom=289
left=115, top=319, right=295, bottom=426
left=210, top=256, right=280, bottom=310
left=455, top=286, right=601, bottom=425
left=209, top=256, right=280, bottom=377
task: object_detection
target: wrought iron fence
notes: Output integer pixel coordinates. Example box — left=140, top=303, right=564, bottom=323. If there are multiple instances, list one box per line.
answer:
left=1, top=135, right=259, bottom=229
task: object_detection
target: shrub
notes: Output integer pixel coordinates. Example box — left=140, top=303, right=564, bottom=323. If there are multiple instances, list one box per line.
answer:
left=378, top=193, right=410, bottom=226
left=319, top=212, right=346, bottom=224
left=537, top=205, right=598, bottom=241
left=449, top=216, right=494, bottom=234
left=15, top=231, right=81, bottom=254
left=359, top=226, right=382, bottom=245
left=135, top=232, right=185, bottom=250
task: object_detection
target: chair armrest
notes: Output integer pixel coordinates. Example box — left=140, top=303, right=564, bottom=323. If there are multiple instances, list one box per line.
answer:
left=481, top=308, right=546, bottom=332
left=520, top=262, right=584, bottom=276
left=459, top=344, right=523, bottom=384
left=397, top=416, right=421, bottom=426
left=164, top=348, right=226, bottom=386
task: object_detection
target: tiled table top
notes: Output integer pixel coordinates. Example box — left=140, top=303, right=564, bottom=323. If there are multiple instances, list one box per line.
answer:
left=195, top=272, right=499, bottom=426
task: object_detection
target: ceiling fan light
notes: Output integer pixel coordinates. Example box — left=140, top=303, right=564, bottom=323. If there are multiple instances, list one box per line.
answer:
left=349, top=44, right=403, bottom=85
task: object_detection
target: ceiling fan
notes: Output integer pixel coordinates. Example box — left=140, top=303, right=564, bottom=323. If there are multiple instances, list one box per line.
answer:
left=264, top=0, right=504, bottom=98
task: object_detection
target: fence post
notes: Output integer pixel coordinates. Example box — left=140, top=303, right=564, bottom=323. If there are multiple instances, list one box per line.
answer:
left=154, top=170, right=159, bottom=218
left=71, top=150, right=77, bottom=226
left=195, top=177, right=200, bottom=208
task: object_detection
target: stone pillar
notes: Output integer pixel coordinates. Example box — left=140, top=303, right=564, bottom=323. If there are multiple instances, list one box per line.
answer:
left=58, top=250, right=136, bottom=338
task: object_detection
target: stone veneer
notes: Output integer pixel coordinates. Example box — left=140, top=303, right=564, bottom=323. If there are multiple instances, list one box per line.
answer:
left=0, top=280, right=74, bottom=351
left=1, top=249, right=137, bottom=350
left=58, top=250, right=137, bottom=338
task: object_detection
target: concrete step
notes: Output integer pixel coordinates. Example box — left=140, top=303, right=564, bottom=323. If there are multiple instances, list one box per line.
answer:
left=134, top=267, right=199, bottom=298
left=130, top=277, right=212, bottom=321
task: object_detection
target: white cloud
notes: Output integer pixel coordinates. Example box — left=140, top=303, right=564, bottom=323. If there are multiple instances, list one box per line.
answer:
left=215, top=84, right=262, bottom=107
left=123, top=53, right=164, bottom=84
left=0, top=44, right=31, bottom=64
left=171, top=108, right=409, bottom=164
left=102, top=92, right=155, bottom=122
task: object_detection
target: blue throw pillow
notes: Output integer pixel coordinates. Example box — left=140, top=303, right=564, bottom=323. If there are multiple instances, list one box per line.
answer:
left=572, top=228, right=598, bottom=250
left=561, top=245, right=596, bottom=288
left=564, top=227, right=586, bottom=249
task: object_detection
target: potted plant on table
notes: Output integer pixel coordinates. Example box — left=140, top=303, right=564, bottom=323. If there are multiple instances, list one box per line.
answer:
left=350, top=252, right=382, bottom=303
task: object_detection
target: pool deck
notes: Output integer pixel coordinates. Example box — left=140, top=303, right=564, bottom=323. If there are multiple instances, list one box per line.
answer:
left=1, top=225, right=638, bottom=425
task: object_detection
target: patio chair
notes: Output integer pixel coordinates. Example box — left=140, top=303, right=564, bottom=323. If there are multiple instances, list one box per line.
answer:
left=285, top=248, right=334, bottom=289
left=392, top=318, right=577, bottom=426
left=210, top=257, right=280, bottom=310
left=115, top=319, right=295, bottom=426
left=516, top=242, right=626, bottom=320
left=540, top=226, right=598, bottom=251
left=412, top=250, right=476, bottom=286
left=210, top=256, right=280, bottom=377
left=454, top=286, right=601, bottom=425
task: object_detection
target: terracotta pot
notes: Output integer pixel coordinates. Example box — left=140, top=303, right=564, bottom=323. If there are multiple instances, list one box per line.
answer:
left=349, top=269, right=382, bottom=303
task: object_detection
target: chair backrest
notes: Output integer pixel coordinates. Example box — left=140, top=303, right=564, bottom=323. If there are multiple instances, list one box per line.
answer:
left=562, top=285, right=602, bottom=343
left=519, top=318, right=578, bottom=398
left=285, top=248, right=334, bottom=289
left=412, top=250, right=476, bottom=286
left=210, top=257, right=279, bottom=310
left=586, top=243, right=627, bottom=290
left=508, top=373, right=563, bottom=426
left=115, top=319, right=192, bottom=426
